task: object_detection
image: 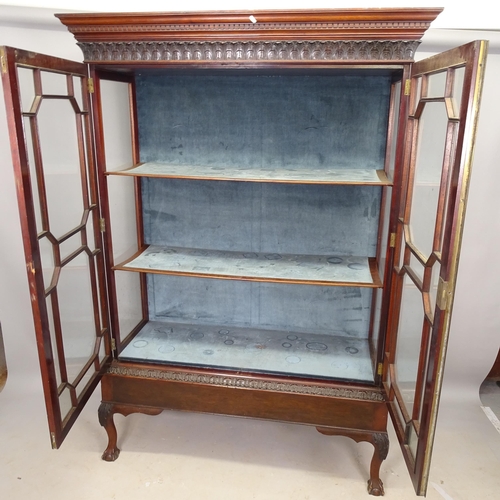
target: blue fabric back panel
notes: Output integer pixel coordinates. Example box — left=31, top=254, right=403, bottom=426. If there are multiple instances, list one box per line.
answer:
left=136, top=72, right=391, bottom=170
left=136, top=70, right=391, bottom=342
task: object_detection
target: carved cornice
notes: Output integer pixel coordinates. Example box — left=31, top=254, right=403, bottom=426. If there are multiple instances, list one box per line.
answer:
left=107, top=365, right=385, bottom=402
left=69, top=21, right=431, bottom=35
left=56, top=9, right=443, bottom=43
left=78, top=40, right=420, bottom=63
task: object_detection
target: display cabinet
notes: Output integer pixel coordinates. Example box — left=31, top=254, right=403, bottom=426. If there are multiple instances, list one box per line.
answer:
left=0, top=8, right=487, bottom=496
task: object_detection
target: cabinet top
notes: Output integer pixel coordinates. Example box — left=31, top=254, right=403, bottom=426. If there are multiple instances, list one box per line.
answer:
left=56, top=8, right=443, bottom=64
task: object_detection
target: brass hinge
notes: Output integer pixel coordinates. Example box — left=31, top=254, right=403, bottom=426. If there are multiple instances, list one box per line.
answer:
left=436, top=278, right=449, bottom=311
left=404, top=79, right=411, bottom=96
left=377, top=363, right=384, bottom=376
left=389, top=232, right=396, bottom=248
left=99, top=218, right=106, bottom=232
left=87, top=77, right=94, bottom=93
left=111, top=338, right=116, bottom=351
left=50, top=432, right=57, bottom=449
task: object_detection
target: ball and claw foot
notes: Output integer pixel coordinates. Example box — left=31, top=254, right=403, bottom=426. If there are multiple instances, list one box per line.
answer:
left=102, top=447, right=120, bottom=462
left=368, top=478, right=385, bottom=496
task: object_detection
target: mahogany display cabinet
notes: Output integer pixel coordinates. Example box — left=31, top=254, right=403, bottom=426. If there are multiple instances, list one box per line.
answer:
left=0, top=8, right=487, bottom=496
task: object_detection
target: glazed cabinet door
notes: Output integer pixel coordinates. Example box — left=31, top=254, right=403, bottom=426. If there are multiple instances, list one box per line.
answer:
left=0, top=47, right=111, bottom=447
left=384, top=40, right=487, bottom=494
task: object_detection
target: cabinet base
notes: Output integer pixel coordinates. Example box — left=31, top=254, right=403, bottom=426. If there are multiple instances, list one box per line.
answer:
left=98, top=361, right=388, bottom=495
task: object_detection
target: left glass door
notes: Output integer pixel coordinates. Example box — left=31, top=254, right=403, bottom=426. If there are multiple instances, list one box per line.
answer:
left=1, top=47, right=111, bottom=447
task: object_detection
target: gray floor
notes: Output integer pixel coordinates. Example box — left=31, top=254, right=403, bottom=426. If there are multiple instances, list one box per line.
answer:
left=2, top=373, right=500, bottom=499
left=480, top=377, right=500, bottom=419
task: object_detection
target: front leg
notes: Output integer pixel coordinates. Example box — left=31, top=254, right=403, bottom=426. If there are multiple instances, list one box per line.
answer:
left=98, top=402, right=163, bottom=461
left=316, top=427, right=389, bottom=496
left=98, top=402, right=120, bottom=461
left=366, top=432, right=389, bottom=496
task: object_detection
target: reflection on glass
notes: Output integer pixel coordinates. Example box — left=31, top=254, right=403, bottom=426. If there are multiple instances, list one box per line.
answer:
left=38, top=99, right=85, bottom=238
left=394, top=274, right=424, bottom=417
left=409, top=102, right=448, bottom=260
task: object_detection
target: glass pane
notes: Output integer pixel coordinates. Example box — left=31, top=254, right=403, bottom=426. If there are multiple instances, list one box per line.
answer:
left=59, top=233, right=83, bottom=263
left=40, top=70, right=68, bottom=95
left=59, top=387, right=73, bottom=422
left=72, top=76, right=85, bottom=113
left=394, top=274, right=425, bottom=417
left=426, top=71, right=446, bottom=98
left=76, top=366, right=95, bottom=398
left=39, top=235, right=55, bottom=290
left=100, top=79, right=134, bottom=171
left=428, top=261, right=442, bottom=313
left=378, top=187, right=392, bottom=282
left=57, top=253, right=99, bottom=385
left=410, top=77, right=422, bottom=115
left=408, top=422, right=418, bottom=459
left=85, top=209, right=97, bottom=252
left=23, top=116, right=43, bottom=232
left=108, top=176, right=139, bottom=262
left=46, top=294, right=63, bottom=387
left=115, top=271, right=143, bottom=343
left=409, top=252, right=425, bottom=282
left=453, top=66, right=465, bottom=116
left=408, top=102, right=448, bottom=260
left=387, top=84, right=400, bottom=181
left=37, top=99, right=85, bottom=238
left=17, top=67, right=36, bottom=113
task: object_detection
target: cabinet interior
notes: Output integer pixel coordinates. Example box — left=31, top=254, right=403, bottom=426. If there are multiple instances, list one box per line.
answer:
left=100, top=67, right=403, bottom=384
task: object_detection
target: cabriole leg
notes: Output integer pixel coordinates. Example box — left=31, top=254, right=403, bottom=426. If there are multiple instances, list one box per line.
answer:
left=316, top=427, right=389, bottom=496
left=98, top=402, right=163, bottom=462
left=98, top=402, right=120, bottom=461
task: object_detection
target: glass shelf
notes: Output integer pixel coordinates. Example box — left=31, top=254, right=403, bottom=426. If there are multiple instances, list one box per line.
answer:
left=114, top=246, right=382, bottom=287
left=106, top=162, right=392, bottom=186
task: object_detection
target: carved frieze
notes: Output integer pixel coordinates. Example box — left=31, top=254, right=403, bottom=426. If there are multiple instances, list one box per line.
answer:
left=107, top=365, right=385, bottom=402
left=78, top=40, right=420, bottom=63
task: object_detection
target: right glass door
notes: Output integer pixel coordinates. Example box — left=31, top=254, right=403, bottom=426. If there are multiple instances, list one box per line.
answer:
left=384, top=40, right=487, bottom=495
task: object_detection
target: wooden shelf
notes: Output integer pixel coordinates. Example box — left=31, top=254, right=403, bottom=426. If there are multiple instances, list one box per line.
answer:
left=114, top=246, right=382, bottom=287
left=106, top=162, right=392, bottom=186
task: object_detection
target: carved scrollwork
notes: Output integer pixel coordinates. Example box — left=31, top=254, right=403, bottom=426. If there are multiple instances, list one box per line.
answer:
left=98, top=402, right=114, bottom=427
left=78, top=40, right=420, bottom=63
left=107, top=365, right=385, bottom=401
left=373, top=432, right=390, bottom=460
